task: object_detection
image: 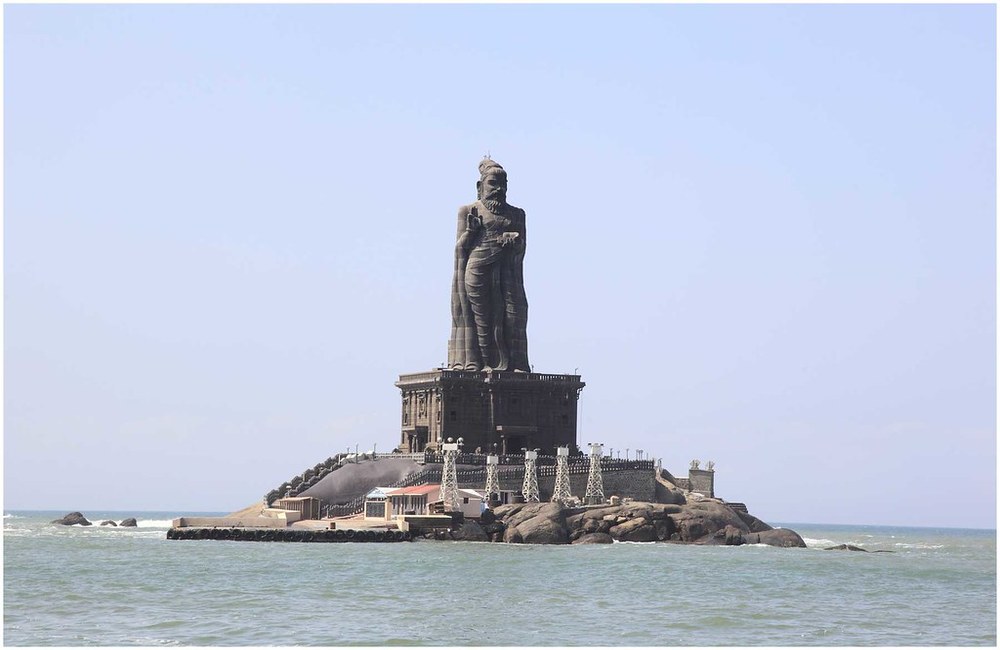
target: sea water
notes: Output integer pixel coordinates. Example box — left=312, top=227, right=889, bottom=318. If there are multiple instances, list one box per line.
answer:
left=3, top=511, right=996, bottom=646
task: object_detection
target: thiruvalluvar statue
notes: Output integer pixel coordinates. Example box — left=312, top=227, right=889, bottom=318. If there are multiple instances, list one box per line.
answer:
left=448, top=158, right=530, bottom=372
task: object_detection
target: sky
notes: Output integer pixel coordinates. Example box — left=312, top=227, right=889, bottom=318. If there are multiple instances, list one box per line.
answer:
left=4, top=4, right=996, bottom=529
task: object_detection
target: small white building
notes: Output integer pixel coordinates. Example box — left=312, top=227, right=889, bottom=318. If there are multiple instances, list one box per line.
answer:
left=447, top=488, right=487, bottom=518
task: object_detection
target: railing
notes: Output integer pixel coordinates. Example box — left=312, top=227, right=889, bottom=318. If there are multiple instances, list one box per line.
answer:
left=397, top=370, right=583, bottom=383
left=265, top=453, right=353, bottom=506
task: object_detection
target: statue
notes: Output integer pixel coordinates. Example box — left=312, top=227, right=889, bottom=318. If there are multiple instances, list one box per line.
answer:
left=448, top=158, right=530, bottom=372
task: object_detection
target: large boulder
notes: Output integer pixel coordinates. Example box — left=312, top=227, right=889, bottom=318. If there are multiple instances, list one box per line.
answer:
left=653, top=518, right=675, bottom=541
left=450, top=520, right=489, bottom=542
left=51, top=512, right=91, bottom=526
left=609, top=517, right=657, bottom=542
left=497, top=502, right=569, bottom=545
left=668, top=498, right=749, bottom=542
left=572, top=532, right=614, bottom=544
left=569, top=516, right=611, bottom=540
left=519, top=516, right=569, bottom=545
left=99, top=520, right=118, bottom=527
left=119, top=518, right=138, bottom=527
left=698, top=524, right=748, bottom=546
left=737, top=511, right=773, bottom=533
left=745, top=528, right=806, bottom=548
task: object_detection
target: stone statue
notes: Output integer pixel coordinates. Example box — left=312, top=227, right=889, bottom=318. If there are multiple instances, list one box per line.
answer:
left=448, top=158, right=530, bottom=372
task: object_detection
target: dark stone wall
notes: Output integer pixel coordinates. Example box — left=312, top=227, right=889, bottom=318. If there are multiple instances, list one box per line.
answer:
left=482, top=468, right=655, bottom=503
left=396, top=370, right=584, bottom=456
left=688, top=469, right=715, bottom=497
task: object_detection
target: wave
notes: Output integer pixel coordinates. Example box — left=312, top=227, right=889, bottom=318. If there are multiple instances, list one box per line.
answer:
left=894, top=542, right=944, bottom=549
left=802, top=537, right=837, bottom=547
left=82, top=519, right=174, bottom=529
left=3, top=513, right=23, bottom=519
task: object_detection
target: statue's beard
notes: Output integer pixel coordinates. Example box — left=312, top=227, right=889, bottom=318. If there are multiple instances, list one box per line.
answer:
left=482, top=195, right=506, bottom=213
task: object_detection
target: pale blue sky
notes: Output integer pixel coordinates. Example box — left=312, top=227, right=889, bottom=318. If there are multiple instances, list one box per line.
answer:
left=5, top=4, right=996, bottom=528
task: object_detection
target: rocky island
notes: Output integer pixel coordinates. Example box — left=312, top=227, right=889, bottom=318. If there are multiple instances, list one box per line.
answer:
left=464, top=498, right=805, bottom=547
left=165, top=158, right=806, bottom=548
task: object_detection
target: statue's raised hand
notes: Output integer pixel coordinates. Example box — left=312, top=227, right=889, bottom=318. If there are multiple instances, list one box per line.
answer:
left=466, top=211, right=482, bottom=232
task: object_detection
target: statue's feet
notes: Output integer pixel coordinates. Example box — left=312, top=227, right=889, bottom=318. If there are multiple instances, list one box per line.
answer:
left=463, top=363, right=479, bottom=372
left=513, top=368, right=528, bottom=373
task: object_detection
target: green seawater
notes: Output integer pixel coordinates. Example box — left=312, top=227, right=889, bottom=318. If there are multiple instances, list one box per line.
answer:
left=3, top=511, right=996, bottom=646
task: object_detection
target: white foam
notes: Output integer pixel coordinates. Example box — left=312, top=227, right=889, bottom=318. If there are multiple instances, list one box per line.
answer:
left=136, top=519, right=175, bottom=528
left=894, top=542, right=944, bottom=549
left=802, top=537, right=837, bottom=548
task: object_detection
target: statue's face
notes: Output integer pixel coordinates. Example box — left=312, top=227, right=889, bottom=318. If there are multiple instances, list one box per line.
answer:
left=481, top=172, right=507, bottom=203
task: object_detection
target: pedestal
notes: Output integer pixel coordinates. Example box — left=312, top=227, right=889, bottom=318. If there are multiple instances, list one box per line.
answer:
left=395, top=370, right=585, bottom=455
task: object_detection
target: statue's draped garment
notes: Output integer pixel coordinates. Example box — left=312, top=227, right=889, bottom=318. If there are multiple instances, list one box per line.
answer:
left=448, top=200, right=530, bottom=371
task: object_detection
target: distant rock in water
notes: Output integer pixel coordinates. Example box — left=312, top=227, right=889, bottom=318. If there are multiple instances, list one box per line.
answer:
left=824, top=543, right=894, bottom=553
left=99, top=520, right=118, bottom=527
left=51, top=512, right=92, bottom=526
left=119, top=518, right=138, bottom=527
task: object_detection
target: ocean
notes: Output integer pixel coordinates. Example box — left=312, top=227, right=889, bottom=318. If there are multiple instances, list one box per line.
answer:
left=3, top=511, right=996, bottom=646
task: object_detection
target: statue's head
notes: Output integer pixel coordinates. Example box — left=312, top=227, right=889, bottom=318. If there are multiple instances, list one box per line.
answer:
left=477, top=157, right=508, bottom=203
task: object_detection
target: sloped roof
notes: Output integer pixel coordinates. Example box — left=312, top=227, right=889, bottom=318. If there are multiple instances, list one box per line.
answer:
left=384, top=484, right=439, bottom=496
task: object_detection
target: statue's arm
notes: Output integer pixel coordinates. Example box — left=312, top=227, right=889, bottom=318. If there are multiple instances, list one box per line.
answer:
left=514, top=208, right=526, bottom=253
left=455, top=204, right=477, bottom=254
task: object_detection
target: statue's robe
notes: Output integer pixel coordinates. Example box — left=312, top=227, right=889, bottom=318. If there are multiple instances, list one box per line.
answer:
left=448, top=200, right=530, bottom=372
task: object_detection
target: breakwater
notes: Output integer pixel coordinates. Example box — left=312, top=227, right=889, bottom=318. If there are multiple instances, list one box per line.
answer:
left=165, top=527, right=411, bottom=543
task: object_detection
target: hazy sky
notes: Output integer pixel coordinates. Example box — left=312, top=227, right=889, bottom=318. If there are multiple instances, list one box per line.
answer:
left=5, top=4, right=995, bottom=528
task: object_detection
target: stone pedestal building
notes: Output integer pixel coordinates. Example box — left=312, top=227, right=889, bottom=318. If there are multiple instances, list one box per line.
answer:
left=396, top=370, right=585, bottom=455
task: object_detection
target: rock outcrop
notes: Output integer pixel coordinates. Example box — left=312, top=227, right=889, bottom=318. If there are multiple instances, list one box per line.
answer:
left=823, top=543, right=894, bottom=553
left=484, top=498, right=804, bottom=548
left=99, top=520, right=118, bottom=527
left=450, top=520, right=489, bottom=542
left=495, top=502, right=569, bottom=545
left=119, top=518, right=138, bottom=527
left=51, top=512, right=92, bottom=526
